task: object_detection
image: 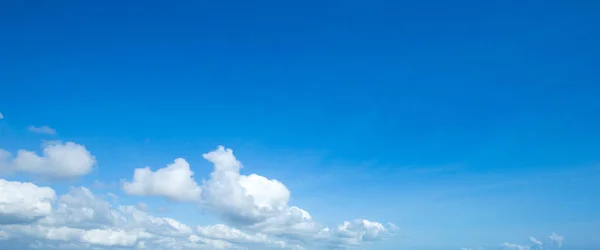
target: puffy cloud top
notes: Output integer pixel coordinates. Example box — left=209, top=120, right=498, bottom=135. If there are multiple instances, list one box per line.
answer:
left=0, top=179, right=56, bottom=224
left=122, top=158, right=201, bottom=202
left=2, top=142, right=96, bottom=179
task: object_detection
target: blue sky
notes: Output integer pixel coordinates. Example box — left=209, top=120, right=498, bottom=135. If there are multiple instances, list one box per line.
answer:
left=0, top=1, right=599, bottom=249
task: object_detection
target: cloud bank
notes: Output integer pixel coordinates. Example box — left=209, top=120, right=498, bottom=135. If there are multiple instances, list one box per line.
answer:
left=0, top=145, right=396, bottom=249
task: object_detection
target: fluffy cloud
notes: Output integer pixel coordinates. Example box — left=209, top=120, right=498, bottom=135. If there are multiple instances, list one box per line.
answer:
left=27, top=125, right=57, bottom=135
left=122, top=158, right=201, bottom=202
left=0, top=180, right=263, bottom=250
left=41, top=187, right=126, bottom=229
left=118, top=205, right=193, bottom=237
left=201, top=146, right=291, bottom=225
left=0, top=179, right=56, bottom=224
left=314, top=220, right=395, bottom=248
left=120, top=146, right=396, bottom=248
left=1, top=142, right=96, bottom=179
left=0, top=145, right=396, bottom=249
left=201, top=146, right=396, bottom=248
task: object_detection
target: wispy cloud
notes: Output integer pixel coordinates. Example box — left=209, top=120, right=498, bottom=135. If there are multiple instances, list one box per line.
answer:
left=27, top=125, right=57, bottom=135
left=0, top=112, right=4, bottom=120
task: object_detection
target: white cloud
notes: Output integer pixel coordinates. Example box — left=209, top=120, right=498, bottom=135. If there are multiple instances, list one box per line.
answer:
left=2, top=224, right=140, bottom=247
left=0, top=179, right=56, bottom=224
left=548, top=232, right=564, bottom=247
left=0, top=180, right=218, bottom=249
left=502, top=242, right=531, bottom=250
left=27, top=126, right=57, bottom=135
left=118, top=205, right=193, bottom=237
left=530, top=236, right=542, bottom=247
left=314, top=219, right=394, bottom=248
left=498, top=233, right=565, bottom=250
left=0, top=145, right=397, bottom=249
left=41, top=187, right=126, bottom=229
left=0, top=112, right=3, bottom=119
left=196, top=224, right=285, bottom=248
left=80, top=228, right=138, bottom=246
left=122, top=158, right=201, bottom=202
left=201, top=146, right=291, bottom=225
left=197, top=146, right=395, bottom=247
left=1, top=141, right=96, bottom=179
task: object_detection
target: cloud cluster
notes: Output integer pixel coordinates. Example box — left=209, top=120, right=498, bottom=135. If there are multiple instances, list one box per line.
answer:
left=121, top=146, right=397, bottom=249
left=0, top=145, right=396, bottom=249
left=0, top=141, right=96, bottom=179
left=461, top=232, right=565, bottom=250
left=0, top=182, right=258, bottom=250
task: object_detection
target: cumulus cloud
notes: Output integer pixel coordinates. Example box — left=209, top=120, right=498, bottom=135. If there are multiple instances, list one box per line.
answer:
left=0, top=180, right=272, bottom=250
left=41, top=187, right=127, bottom=229
left=1, top=145, right=396, bottom=249
left=201, top=146, right=291, bottom=225
left=313, top=219, right=396, bottom=248
left=198, top=146, right=396, bottom=247
left=122, top=158, right=202, bottom=202
left=27, top=125, right=57, bottom=135
left=0, top=142, right=96, bottom=179
left=0, top=179, right=56, bottom=224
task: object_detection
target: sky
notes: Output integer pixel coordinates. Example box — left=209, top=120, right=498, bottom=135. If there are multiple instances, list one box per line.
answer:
left=0, top=0, right=599, bottom=249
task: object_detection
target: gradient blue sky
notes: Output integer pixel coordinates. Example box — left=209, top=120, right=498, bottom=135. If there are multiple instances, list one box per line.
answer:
left=1, top=1, right=599, bottom=249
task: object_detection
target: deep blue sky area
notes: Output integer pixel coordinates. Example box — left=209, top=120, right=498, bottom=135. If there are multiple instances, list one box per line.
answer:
left=0, top=1, right=599, bottom=250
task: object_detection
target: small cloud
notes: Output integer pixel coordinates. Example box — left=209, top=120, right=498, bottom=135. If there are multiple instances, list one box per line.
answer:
left=0, top=112, right=4, bottom=120
left=27, top=125, right=57, bottom=135
left=502, top=242, right=530, bottom=250
left=548, top=232, right=564, bottom=247
left=530, top=237, right=542, bottom=246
